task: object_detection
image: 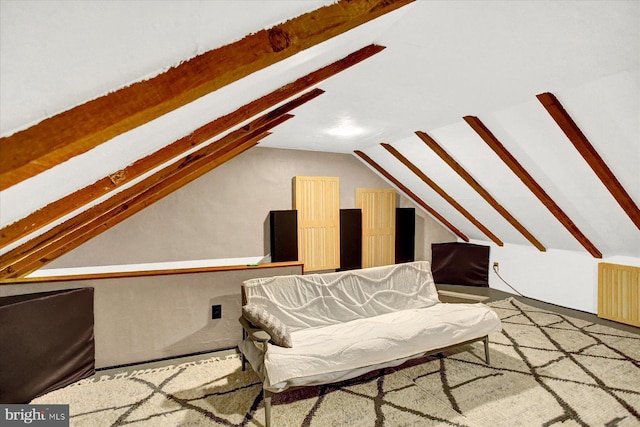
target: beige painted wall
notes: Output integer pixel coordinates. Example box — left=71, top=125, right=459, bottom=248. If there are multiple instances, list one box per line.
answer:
left=0, top=264, right=302, bottom=368
left=45, top=147, right=455, bottom=269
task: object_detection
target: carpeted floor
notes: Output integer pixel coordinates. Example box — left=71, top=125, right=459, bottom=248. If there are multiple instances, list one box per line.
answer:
left=33, top=298, right=640, bottom=426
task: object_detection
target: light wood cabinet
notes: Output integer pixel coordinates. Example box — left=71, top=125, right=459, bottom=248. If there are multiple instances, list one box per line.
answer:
left=356, top=188, right=396, bottom=268
left=293, top=176, right=340, bottom=271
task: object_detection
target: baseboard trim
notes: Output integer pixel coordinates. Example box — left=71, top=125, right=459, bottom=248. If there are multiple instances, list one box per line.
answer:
left=437, top=290, right=490, bottom=302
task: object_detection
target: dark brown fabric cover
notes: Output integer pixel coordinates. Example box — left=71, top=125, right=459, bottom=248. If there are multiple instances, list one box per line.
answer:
left=431, top=242, right=490, bottom=287
left=0, top=287, right=95, bottom=403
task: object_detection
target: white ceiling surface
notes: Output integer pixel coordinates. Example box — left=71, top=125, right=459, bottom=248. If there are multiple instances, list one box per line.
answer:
left=1, top=1, right=639, bottom=258
left=0, top=0, right=396, bottom=231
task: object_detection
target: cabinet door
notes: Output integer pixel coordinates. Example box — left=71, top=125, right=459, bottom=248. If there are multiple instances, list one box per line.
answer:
left=293, top=176, right=340, bottom=271
left=356, top=188, right=396, bottom=268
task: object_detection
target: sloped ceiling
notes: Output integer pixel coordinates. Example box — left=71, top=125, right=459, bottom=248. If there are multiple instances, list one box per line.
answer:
left=0, top=0, right=638, bottom=276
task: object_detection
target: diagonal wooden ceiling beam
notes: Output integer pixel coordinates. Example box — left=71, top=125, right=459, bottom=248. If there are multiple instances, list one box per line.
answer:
left=415, top=130, right=546, bottom=252
left=0, top=0, right=413, bottom=190
left=354, top=150, right=469, bottom=242
left=0, top=110, right=296, bottom=278
left=537, top=92, right=640, bottom=230
left=381, top=143, right=504, bottom=246
left=0, top=89, right=323, bottom=248
left=4, top=131, right=272, bottom=279
left=464, top=115, right=602, bottom=258
left=1, top=44, right=386, bottom=248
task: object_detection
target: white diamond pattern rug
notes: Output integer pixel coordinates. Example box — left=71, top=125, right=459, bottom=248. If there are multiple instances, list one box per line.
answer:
left=33, top=298, right=640, bottom=426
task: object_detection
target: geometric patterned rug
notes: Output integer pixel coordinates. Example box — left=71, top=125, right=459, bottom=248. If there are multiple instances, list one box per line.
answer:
left=33, top=298, right=640, bottom=426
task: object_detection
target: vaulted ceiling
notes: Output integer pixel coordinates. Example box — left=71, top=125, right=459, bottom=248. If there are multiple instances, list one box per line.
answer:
left=1, top=0, right=638, bottom=278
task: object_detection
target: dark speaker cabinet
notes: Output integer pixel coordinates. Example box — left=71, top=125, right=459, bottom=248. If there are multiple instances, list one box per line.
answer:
left=0, top=288, right=95, bottom=403
left=269, top=210, right=298, bottom=262
left=431, top=242, right=490, bottom=287
left=395, top=208, right=415, bottom=263
left=340, top=209, right=362, bottom=271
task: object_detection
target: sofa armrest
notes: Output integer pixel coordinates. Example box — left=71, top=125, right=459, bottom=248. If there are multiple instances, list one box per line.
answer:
left=239, top=315, right=271, bottom=343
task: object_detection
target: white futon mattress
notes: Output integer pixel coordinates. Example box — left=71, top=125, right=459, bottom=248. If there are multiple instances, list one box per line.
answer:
left=263, top=302, right=501, bottom=390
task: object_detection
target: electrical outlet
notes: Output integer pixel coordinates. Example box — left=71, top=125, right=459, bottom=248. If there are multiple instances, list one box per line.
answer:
left=212, top=304, right=222, bottom=319
left=493, top=262, right=499, bottom=271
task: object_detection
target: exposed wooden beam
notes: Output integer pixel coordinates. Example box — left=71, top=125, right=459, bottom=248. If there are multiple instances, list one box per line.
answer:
left=354, top=150, right=469, bottom=242
left=0, top=111, right=294, bottom=278
left=415, top=130, right=546, bottom=251
left=464, top=115, right=602, bottom=258
left=4, top=135, right=267, bottom=279
left=537, top=92, right=640, bottom=230
left=0, top=88, right=324, bottom=248
left=0, top=0, right=413, bottom=190
left=381, top=143, right=504, bottom=246
left=1, top=44, right=386, bottom=248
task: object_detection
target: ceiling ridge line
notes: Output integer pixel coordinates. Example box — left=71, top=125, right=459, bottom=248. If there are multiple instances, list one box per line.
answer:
left=415, top=130, right=546, bottom=252
left=353, top=150, right=469, bottom=242
left=537, top=92, right=640, bottom=230
left=463, top=115, right=602, bottom=258
left=381, top=143, right=504, bottom=247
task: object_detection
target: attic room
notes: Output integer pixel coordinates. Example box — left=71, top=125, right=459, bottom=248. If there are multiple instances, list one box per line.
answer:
left=0, top=0, right=638, bottom=425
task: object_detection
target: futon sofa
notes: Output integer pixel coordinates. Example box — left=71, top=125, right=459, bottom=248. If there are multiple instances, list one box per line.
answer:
left=238, top=261, right=502, bottom=426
